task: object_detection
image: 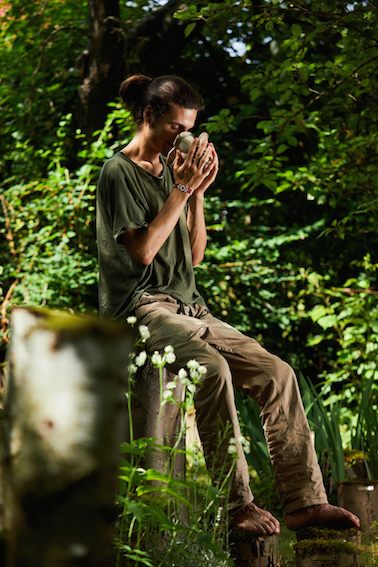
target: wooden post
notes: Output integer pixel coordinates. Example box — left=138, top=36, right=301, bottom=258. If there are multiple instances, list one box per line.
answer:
left=338, top=480, right=378, bottom=534
left=125, top=360, right=186, bottom=482
left=229, top=528, right=281, bottom=567
left=123, top=359, right=188, bottom=531
left=1, top=307, right=135, bottom=567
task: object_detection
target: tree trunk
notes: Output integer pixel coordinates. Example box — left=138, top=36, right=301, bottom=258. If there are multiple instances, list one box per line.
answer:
left=125, top=360, right=186, bottom=480
left=229, top=529, right=281, bottom=567
left=78, top=0, right=125, bottom=138
left=1, top=307, right=135, bottom=567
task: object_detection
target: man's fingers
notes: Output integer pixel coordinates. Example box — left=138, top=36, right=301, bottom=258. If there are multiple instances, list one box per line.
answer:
left=185, top=137, right=200, bottom=163
left=173, top=149, right=184, bottom=171
left=174, top=139, right=218, bottom=191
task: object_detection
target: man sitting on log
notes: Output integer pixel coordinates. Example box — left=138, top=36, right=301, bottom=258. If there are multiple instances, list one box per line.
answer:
left=96, top=74, right=360, bottom=535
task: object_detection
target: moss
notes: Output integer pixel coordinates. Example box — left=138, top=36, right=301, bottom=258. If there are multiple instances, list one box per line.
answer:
left=344, top=449, right=365, bottom=463
left=295, top=539, right=360, bottom=556
left=296, top=526, right=360, bottom=541
left=20, top=307, right=134, bottom=340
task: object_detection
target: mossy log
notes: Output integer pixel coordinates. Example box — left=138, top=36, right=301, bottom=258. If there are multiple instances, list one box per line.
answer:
left=338, top=480, right=378, bottom=534
left=1, top=307, right=135, bottom=567
left=229, top=527, right=280, bottom=567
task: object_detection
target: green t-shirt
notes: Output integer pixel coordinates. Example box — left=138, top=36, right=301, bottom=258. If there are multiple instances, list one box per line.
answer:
left=96, top=151, right=206, bottom=319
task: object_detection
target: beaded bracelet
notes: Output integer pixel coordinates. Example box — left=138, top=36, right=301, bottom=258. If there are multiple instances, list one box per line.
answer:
left=173, top=183, right=194, bottom=197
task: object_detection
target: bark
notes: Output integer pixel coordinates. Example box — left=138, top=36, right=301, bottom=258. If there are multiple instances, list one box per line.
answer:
left=78, top=0, right=125, bottom=138
left=338, top=481, right=378, bottom=535
left=125, top=360, right=186, bottom=481
left=124, top=359, right=188, bottom=524
left=1, top=307, right=135, bottom=567
left=229, top=530, right=281, bottom=567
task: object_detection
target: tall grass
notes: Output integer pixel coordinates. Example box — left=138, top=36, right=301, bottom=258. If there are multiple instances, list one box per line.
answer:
left=350, top=372, right=378, bottom=481
left=299, top=371, right=378, bottom=489
left=113, top=323, right=237, bottom=567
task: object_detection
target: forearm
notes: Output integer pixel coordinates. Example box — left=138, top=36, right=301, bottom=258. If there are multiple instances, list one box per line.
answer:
left=121, top=188, right=189, bottom=265
left=123, top=138, right=217, bottom=266
left=187, top=192, right=207, bottom=266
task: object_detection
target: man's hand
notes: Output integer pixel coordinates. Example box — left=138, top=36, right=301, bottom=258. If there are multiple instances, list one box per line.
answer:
left=192, top=142, right=219, bottom=197
left=173, top=136, right=218, bottom=194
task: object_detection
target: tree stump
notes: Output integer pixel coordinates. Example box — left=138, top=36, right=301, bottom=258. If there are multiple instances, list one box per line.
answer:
left=229, top=527, right=280, bottom=567
left=125, top=360, right=186, bottom=482
left=338, top=480, right=378, bottom=534
left=1, top=307, right=135, bottom=567
left=295, top=526, right=361, bottom=567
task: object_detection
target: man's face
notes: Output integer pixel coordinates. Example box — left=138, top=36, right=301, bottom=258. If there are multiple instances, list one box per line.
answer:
left=148, top=104, right=197, bottom=155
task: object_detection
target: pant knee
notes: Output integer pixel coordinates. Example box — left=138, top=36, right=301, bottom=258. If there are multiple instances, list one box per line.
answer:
left=193, top=351, right=232, bottom=407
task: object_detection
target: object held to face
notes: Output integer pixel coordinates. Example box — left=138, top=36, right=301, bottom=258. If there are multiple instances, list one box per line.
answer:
left=166, top=131, right=210, bottom=166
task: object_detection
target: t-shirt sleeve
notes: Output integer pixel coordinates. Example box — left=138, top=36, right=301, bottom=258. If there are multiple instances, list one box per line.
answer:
left=97, top=158, right=148, bottom=242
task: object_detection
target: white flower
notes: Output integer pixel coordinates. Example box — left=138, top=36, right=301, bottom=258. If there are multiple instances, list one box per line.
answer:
left=135, top=351, right=147, bottom=367
left=126, top=316, right=137, bottom=326
left=180, top=377, right=191, bottom=386
left=163, top=390, right=173, bottom=399
left=214, top=506, right=222, bottom=527
left=139, top=325, right=150, bottom=342
left=187, top=383, right=196, bottom=394
left=151, top=351, right=163, bottom=366
left=229, top=438, right=236, bottom=444
left=198, top=365, right=207, bottom=375
left=164, top=345, right=174, bottom=354
left=128, top=363, right=137, bottom=374
left=166, top=381, right=176, bottom=390
left=228, top=445, right=237, bottom=455
left=239, top=435, right=251, bottom=454
left=165, top=352, right=176, bottom=364
left=187, top=359, right=200, bottom=370
left=178, top=368, right=188, bottom=379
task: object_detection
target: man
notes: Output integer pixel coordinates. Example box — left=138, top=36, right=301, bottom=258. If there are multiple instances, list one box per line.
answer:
left=96, top=74, right=359, bottom=534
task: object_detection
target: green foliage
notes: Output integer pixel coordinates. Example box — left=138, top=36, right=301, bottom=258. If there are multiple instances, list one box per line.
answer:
left=0, top=105, right=133, bottom=349
left=175, top=0, right=378, bottom=398
left=0, top=0, right=88, bottom=179
left=351, top=372, right=378, bottom=481
left=305, top=255, right=378, bottom=394
left=2, top=0, right=377, bottom=399
left=300, top=373, right=347, bottom=489
left=300, top=370, right=378, bottom=491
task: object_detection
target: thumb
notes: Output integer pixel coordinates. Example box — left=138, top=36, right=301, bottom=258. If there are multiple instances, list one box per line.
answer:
left=174, top=149, right=184, bottom=169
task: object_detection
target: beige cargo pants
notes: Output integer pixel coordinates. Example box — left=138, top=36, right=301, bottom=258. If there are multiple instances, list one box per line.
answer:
left=135, top=294, right=328, bottom=515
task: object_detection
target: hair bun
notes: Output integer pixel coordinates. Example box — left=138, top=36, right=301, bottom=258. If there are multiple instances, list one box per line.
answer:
left=119, top=75, right=152, bottom=120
